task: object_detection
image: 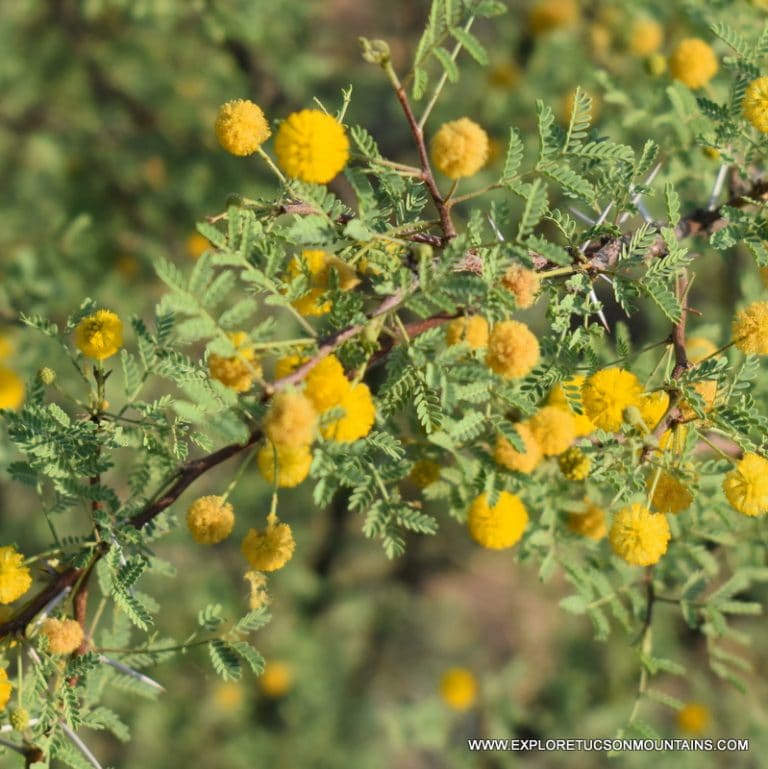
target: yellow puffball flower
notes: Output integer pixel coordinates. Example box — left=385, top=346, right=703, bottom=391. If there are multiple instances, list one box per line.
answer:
left=74, top=310, right=123, bottom=361
left=244, top=570, right=270, bottom=610
left=679, top=380, right=718, bottom=420
left=263, top=391, right=318, bottom=448
left=186, top=495, right=235, bottom=544
left=208, top=331, right=261, bottom=393
left=639, top=391, right=669, bottom=432
left=568, top=500, right=607, bottom=541
left=722, top=453, right=768, bottom=516
left=668, top=38, right=718, bottom=89
left=582, top=367, right=643, bottom=432
left=528, top=406, right=576, bottom=456
left=257, top=442, right=312, bottom=488
left=501, top=265, right=541, bottom=309
left=41, top=618, right=84, bottom=655
left=486, top=320, right=540, bottom=379
left=274, top=109, right=349, bottom=184
left=287, top=249, right=358, bottom=317
left=445, top=316, right=489, bottom=349
left=430, top=118, right=489, bottom=179
left=649, top=470, right=694, bottom=514
left=487, top=62, right=521, bottom=89
left=0, top=367, right=24, bottom=411
left=260, top=661, right=293, bottom=698
left=743, top=77, right=768, bottom=133
left=528, top=0, right=579, bottom=35
left=408, top=459, right=441, bottom=488
left=186, top=232, right=211, bottom=260
left=0, top=546, right=32, bottom=605
left=609, top=504, right=670, bottom=566
left=629, top=18, right=663, bottom=56
left=677, top=702, right=711, bottom=735
left=493, top=422, right=543, bottom=474
left=0, top=669, right=12, bottom=711
left=242, top=518, right=296, bottom=572
left=215, top=99, right=271, bottom=157
left=547, top=375, right=595, bottom=437
left=274, top=353, right=303, bottom=380
left=467, top=491, right=529, bottom=550
left=439, top=667, right=478, bottom=711
left=732, top=300, right=768, bottom=354
left=213, top=681, right=244, bottom=712
left=304, top=355, right=350, bottom=413
left=686, top=336, right=718, bottom=364
left=321, top=383, right=376, bottom=442
left=558, top=446, right=591, bottom=480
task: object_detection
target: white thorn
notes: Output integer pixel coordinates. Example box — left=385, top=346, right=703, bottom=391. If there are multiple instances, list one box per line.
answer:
left=618, top=162, right=662, bottom=225
left=32, top=587, right=72, bottom=629
left=99, top=655, right=165, bottom=692
left=58, top=721, right=105, bottom=769
left=569, top=207, right=596, bottom=225
left=636, top=200, right=654, bottom=223
left=708, top=163, right=729, bottom=210
left=486, top=215, right=505, bottom=242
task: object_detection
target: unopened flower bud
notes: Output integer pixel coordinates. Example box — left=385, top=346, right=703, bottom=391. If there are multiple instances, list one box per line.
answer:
left=39, top=367, right=56, bottom=385
left=360, top=37, right=391, bottom=65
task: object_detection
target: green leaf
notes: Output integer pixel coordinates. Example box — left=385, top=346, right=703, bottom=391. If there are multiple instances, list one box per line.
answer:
left=450, top=26, right=488, bottom=64
left=208, top=639, right=242, bottom=681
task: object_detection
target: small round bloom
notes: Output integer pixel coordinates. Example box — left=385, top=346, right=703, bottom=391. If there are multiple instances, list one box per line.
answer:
left=732, top=301, right=768, bottom=354
left=260, top=661, right=293, bottom=698
left=486, top=321, right=540, bottom=379
left=74, top=310, right=123, bottom=361
left=743, top=77, right=768, bottom=132
left=686, top=337, right=718, bottom=363
left=0, top=546, right=32, bottom=604
left=0, top=669, right=12, bottom=711
left=493, top=423, right=543, bottom=474
left=304, top=355, right=350, bottom=413
left=722, top=453, right=768, bottom=516
left=639, top=391, right=669, bottom=431
left=628, top=18, right=663, bottom=56
left=581, top=367, right=643, bottom=432
left=321, top=383, right=376, bottom=442
left=609, top=504, right=671, bottom=566
left=558, top=446, right=591, bottom=480
left=547, top=375, right=595, bottom=436
left=501, top=265, right=541, bottom=309
left=208, top=331, right=262, bottom=393
left=439, top=667, right=478, bottom=711
left=430, top=118, right=489, bottom=179
left=0, top=367, right=24, bottom=411
left=467, top=491, right=529, bottom=550
left=41, top=618, right=84, bottom=655
left=408, top=459, right=441, bottom=488
left=186, top=232, right=211, bottom=259
left=528, top=406, right=576, bottom=456
left=677, top=702, right=711, bottom=735
left=287, top=249, right=358, bottom=317
left=445, top=316, right=489, bottom=350
left=242, top=518, right=296, bottom=572
left=39, top=367, right=56, bottom=385
left=257, top=442, right=312, bottom=488
left=213, top=682, right=244, bottom=712
left=215, top=99, right=271, bottom=156
left=568, top=501, right=607, bottom=541
left=528, top=0, right=579, bottom=35
left=187, top=495, right=235, bottom=544
left=9, top=706, right=30, bottom=731
left=649, top=471, right=694, bottom=514
left=274, top=109, right=349, bottom=184
left=668, top=38, right=718, bottom=89
left=264, top=392, right=318, bottom=447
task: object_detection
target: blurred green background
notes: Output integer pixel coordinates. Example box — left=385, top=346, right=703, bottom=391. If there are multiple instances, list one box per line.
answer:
left=2, top=1, right=768, bottom=767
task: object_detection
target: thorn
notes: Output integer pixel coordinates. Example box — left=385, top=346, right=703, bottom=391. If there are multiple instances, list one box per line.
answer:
left=636, top=200, right=654, bottom=223
left=58, top=721, right=106, bottom=769
left=618, top=162, right=662, bottom=225
left=99, top=655, right=166, bottom=692
left=570, top=207, right=596, bottom=225
left=486, top=215, right=505, bottom=242
left=588, top=286, right=610, bottom=330
left=708, top=163, right=729, bottom=211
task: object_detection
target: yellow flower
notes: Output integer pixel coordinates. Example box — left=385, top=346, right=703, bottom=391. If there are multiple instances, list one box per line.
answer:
left=0, top=546, right=32, bottom=605
left=501, top=265, right=541, bottom=309
left=41, top=618, right=84, bottom=655
left=186, top=495, right=235, bottom=544
left=686, top=336, right=717, bottom=363
left=439, top=667, right=478, bottom=711
left=0, top=668, right=12, bottom=711
left=287, top=249, right=358, bottom=317
left=321, top=383, right=376, bottom=442
left=244, top=570, right=270, bottom=610
left=274, top=109, right=349, bottom=184
left=628, top=18, right=663, bottom=56
left=669, top=38, right=718, bottom=89
left=486, top=320, right=540, bottom=379
left=74, top=310, right=123, bottom=361
left=208, top=331, right=261, bottom=393
left=260, top=661, right=293, bottom=698
left=445, top=316, right=489, bottom=349
left=609, top=504, right=670, bottom=566
left=528, top=0, right=579, bottom=35
left=274, top=353, right=303, bottom=380
left=186, top=232, right=211, bottom=260
left=649, top=470, right=694, bottom=514
left=304, top=355, right=350, bottom=412
left=743, top=76, right=768, bottom=132
left=677, top=702, right=711, bottom=735
left=528, top=406, right=576, bottom=456
left=215, top=99, right=271, bottom=156
left=722, top=452, right=768, bottom=516
left=582, top=367, right=643, bottom=432
left=493, top=423, right=543, bottom=474
left=431, top=117, right=489, bottom=179
left=213, top=681, right=244, bottom=712
left=467, top=491, right=529, bottom=550
left=558, top=446, right=591, bottom=480
left=547, top=375, right=595, bottom=436
left=242, top=518, right=296, bottom=572
left=732, top=300, right=768, bottom=354
left=487, top=62, right=521, bottom=89
left=0, top=367, right=24, bottom=411
left=408, top=459, right=441, bottom=488
left=257, top=442, right=312, bottom=488
left=639, top=391, right=669, bottom=431
left=264, top=392, right=318, bottom=447
left=568, top=501, right=607, bottom=541
left=0, top=334, right=15, bottom=360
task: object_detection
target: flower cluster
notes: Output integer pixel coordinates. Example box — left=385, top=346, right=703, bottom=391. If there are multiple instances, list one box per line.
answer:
left=74, top=309, right=124, bottom=361
left=187, top=495, right=236, bottom=544
left=0, top=545, right=32, bottom=605
left=208, top=331, right=261, bottom=393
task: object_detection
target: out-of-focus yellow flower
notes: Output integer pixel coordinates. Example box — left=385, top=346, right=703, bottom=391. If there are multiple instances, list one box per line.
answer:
left=439, top=667, right=478, bottom=711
